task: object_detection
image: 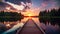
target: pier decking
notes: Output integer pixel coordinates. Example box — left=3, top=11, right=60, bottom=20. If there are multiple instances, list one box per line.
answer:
left=16, top=19, right=44, bottom=34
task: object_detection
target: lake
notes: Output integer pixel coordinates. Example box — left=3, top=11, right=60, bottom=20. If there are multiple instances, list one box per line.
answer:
left=0, top=17, right=60, bottom=34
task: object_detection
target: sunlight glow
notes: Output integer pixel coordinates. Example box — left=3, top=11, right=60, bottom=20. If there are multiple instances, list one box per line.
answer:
left=28, top=13, right=32, bottom=17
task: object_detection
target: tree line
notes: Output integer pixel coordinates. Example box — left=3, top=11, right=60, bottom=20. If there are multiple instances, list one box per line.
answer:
left=0, top=11, right=24, bottom=22
left=39, top=8, right=60, bottom=26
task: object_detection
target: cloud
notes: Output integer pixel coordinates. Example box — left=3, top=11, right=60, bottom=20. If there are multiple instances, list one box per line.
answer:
left=4, top=0, right=32, bottom=11
left=42, top=0, right=60, bottom=7
left=39, top=0, right=59, bottom=10
left=0, top=2, right=12, bottom=11
left=6, top=2, right=25, bottom=10
left=0, top=0, right=59, bottom=11
left=5, top=0, right=32, bottom=5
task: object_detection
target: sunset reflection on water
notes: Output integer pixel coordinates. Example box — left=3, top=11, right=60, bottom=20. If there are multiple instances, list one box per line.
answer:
left=2, top=17, right=60, bottom=34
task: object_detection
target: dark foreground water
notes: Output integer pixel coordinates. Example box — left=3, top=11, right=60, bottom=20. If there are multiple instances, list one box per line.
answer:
left=0, top=17, right=60, bottom=34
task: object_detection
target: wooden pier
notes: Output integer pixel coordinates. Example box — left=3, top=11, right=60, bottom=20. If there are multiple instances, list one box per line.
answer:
left=16, top=19, right=45, bottom=34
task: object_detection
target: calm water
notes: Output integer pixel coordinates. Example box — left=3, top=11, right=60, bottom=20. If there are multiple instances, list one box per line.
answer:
left=0, top=17, right=60, bottom=34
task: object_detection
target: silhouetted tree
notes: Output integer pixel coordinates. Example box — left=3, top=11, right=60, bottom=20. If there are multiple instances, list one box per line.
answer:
left=39, top=8, right=60, bottom=26
left=0, top=11, right=24, bottom=22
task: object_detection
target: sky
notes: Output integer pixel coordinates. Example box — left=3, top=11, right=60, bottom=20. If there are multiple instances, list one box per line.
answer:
left=0, top=0, right=60, bottom=16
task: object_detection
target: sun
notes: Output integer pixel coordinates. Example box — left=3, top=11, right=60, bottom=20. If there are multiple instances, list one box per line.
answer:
left=28, top=13, right=32, bottom=19
left=28, top=13, right=32, bottom=17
